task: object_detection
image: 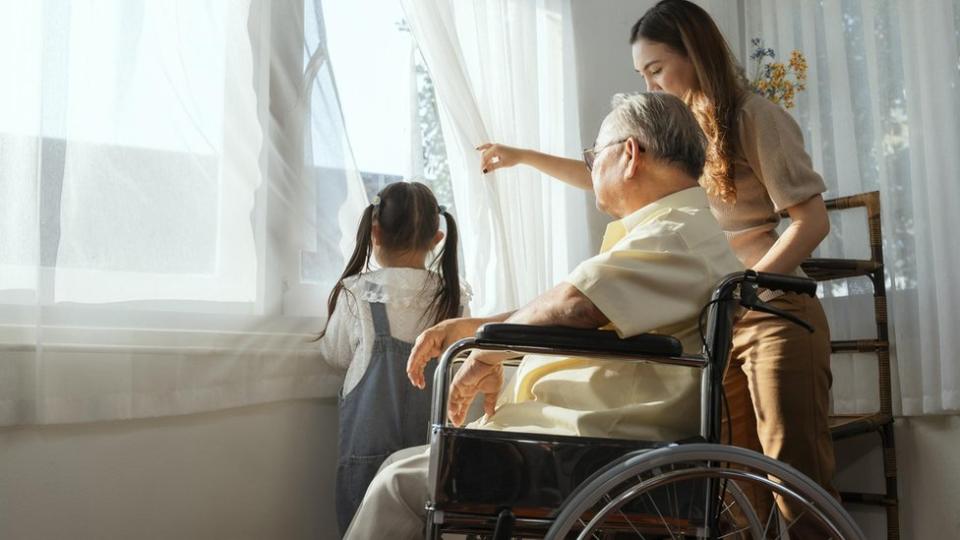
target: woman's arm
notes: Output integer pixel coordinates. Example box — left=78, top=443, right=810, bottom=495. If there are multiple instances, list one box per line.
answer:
left=477, top=143, right=593, bottom=191
left=752, top=194, right=829, bottom=274
left=737, top=98, right=830, bottom=275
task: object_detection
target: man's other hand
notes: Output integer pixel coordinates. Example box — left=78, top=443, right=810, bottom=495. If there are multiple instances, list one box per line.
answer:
left=447, top=352, right=506, bottom=426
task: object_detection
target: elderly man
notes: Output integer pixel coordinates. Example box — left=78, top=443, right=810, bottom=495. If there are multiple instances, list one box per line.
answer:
left=344, top=92, right=743, bottom=539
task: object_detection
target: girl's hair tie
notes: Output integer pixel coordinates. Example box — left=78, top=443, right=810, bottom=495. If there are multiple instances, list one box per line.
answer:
left=438, top=205, right=447, bottom=214
left=371, top=195, right=382, bottom=207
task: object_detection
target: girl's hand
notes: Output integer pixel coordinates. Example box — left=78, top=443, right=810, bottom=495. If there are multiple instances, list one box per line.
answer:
left=477, top=143, right=526, bottom=174
left=447, top=352, right=505, bottom=426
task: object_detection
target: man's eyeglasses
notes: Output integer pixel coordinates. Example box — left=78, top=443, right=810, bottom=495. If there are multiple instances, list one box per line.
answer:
left=582, top=138, right=630, bottom=171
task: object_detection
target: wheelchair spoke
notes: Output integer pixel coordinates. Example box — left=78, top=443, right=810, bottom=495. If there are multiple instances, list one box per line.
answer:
left=776, top=508, right=810, bottom=539
left=718, top=491, right=737, bottom=517
left=714, top=486, right=746, bottom=540
left=593, top=494, right=614, bottom=540
left=660, top=470, right=681, bottom=522
left=575, top=516, right=603, bottom=540
left=644, top=491, right=678, bottom=540
left=667, top=477, right=678, bottom=519
left=616, top=508, right=648, bottom=539
left=718, top=524, right=752, bottom=539
left=761, top=497, right=778, bottom=538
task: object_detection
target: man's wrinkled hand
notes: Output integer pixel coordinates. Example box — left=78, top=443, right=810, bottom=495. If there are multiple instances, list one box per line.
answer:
left=407, top=318, right=475, bottom=389
left=447, top=351, right=506, bottom=426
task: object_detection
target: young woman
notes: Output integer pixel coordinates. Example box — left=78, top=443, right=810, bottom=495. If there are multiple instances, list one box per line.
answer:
left=316, top=181, right=470, bottom=534
left=477, top=0, right=836, bottom=532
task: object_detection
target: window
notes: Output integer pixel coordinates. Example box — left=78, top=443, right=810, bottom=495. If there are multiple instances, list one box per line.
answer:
left=0, top=0, right=454, bottom=324
left=0, top=1, right=261, bottom=314
left=297, top=0, right=455, bottom=300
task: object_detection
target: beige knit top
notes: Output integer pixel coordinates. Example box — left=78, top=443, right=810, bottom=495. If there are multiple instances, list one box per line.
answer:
left=704, top=92, right=827, bottom=271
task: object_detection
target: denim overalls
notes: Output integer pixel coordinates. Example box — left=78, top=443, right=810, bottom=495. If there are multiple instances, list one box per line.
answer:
left=335, top=301, right=438, bottom=535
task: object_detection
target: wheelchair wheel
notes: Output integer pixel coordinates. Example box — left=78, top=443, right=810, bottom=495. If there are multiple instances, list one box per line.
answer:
left=546, top=443, right=864, bottom=540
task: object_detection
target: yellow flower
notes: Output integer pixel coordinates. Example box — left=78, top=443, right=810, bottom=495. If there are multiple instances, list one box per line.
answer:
left=771, top=63, right=787, bottom=81
left=789, top=50, right=806, bottom=68
left=751, top=40, right=808, bottom=109
left=789, top=50, right=808, bottom=83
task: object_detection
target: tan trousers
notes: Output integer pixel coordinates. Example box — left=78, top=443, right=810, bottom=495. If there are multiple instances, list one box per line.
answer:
left=723, top=291, right=838, bottom=536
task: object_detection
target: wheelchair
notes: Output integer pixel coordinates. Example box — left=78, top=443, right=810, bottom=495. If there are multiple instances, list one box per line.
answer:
left=424, top=271, right=865, bottom=539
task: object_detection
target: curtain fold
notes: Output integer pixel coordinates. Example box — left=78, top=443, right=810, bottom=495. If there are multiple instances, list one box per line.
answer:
left=741, top=0, right=960, bottom=415
left=399, top=0, right=588, bottom=315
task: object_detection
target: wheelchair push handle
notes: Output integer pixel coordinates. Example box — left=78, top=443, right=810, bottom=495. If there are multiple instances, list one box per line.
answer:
left=746, top=270, right=818, bottom=297
left=737, top=270, right=817, bottom=333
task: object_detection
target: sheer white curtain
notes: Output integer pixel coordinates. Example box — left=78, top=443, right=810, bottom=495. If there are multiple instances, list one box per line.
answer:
left=739, top=0, right=960, bottom=415
left=399, top=0, right=589, bottom=315
left=0, top=0, right=365, bottom=426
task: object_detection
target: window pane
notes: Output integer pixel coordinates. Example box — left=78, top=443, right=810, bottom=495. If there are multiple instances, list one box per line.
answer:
left=0, top=1, right=260, bottom=305
left=301, top=0, right=456, bottom=289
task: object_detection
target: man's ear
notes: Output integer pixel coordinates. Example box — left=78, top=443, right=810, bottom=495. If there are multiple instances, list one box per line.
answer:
left=432, top=229, right=445, bottom=248
left=623, top=136, right=644, bottom=180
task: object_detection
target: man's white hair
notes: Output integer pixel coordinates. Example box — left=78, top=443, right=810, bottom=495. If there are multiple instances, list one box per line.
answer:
left=605, top=92, right=707, bottom=180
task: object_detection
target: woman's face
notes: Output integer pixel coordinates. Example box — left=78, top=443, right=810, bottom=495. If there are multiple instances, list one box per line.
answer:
left=631, top=39, right=698, bottom=98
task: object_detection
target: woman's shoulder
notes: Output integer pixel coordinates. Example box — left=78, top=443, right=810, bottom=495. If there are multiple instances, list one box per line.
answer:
left=737, top=92, right=799, bottom=130
left=735, top=92, right=808, bottom=155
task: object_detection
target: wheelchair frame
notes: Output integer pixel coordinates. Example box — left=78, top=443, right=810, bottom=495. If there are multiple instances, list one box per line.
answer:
left=423, top=271, right=862, bottom=539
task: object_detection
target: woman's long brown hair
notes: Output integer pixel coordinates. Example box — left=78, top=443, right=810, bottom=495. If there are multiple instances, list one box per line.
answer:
left=630, top=0, right=746, bottom=202
left=317, top=182, right=460, bottom=339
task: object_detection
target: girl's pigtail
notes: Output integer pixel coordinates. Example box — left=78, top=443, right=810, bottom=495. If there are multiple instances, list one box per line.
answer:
left=317, top=205, right=375, bottom=339
left=432, top=209, right=461, bottom=325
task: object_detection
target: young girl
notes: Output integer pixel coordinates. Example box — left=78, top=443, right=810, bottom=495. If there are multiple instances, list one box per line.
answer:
left=316, top=181, right=470, bottom=535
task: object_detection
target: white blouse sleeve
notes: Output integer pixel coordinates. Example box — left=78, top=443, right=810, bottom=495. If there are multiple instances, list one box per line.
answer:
left=316, top=291, right=360, bottom=370
left=459, top=280, right=473, bottom=317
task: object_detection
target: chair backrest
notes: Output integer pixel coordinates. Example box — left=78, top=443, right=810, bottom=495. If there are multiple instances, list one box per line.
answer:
left=793, top=191, right=892, bottom=420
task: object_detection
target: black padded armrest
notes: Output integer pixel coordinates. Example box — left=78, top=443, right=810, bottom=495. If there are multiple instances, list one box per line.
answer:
left=474, top=323, right=683, bottom=357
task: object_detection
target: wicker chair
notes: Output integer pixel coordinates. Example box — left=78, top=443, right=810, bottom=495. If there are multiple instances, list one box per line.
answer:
left=791, top=191, right=900, bottom=540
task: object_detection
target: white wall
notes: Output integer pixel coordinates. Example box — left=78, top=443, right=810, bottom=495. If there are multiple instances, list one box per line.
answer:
left=0, top=400, right=340, bottom=540
left=836, top=416, right=960, bottom=539
left=894, top=416, right=960, bottom=537
left=569, top=0, right=654, bottom=253
left=570, top=0, right=650, bottom=150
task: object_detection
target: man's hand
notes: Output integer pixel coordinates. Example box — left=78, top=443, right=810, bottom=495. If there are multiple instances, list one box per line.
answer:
left=447, top=351, right=507, bottom=426
left=407, top=317, right=479, bottom=389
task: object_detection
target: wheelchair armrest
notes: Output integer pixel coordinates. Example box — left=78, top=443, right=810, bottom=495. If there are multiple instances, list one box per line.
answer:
left=475, top=323, right=683, bottom=357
